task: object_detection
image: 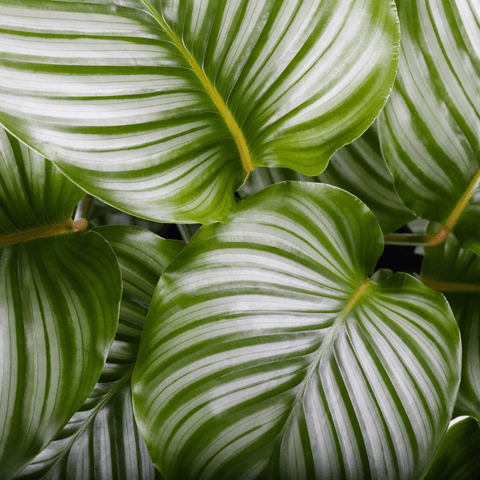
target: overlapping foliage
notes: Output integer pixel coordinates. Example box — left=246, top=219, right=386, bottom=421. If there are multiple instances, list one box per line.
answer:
left=0, top=1, right=479, bottom=479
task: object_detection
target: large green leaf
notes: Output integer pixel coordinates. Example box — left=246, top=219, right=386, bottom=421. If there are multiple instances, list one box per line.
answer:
left=133, top=182, right=460, bottom=480
left=379, top=0, right=480, bottom=248
left=0, top=123, right=122, bottom=478
left=18, top=226, right=184, bottom=479
left=422, top=228, right=480, bottom=422
left=0, top=233, right=121, bottom=479
left=238, top=123, right=415, bottom=234
left=422, top=416, right=480, bottom=480
left=0, top=0, right=399, bottom=224
left=0, top=127, right=84, bottom=236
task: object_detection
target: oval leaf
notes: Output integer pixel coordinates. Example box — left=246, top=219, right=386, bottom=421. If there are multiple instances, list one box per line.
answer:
left=0, top=0, right=399, bottom=223
left=133, top=182, right=460, bottom=480
left=0, top=232, right=122, bottom=479
left=18, top=226, right=183, bottom=479
left=379, top=0, right=480, bottom=248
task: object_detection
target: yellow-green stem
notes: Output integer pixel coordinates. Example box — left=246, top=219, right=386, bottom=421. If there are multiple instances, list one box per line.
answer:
left=0, top=219, right=88, bottom=248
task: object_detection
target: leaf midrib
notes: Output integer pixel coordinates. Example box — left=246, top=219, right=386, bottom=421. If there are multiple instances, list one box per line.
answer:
left=270, top=277, right=371, bottom=466
left=139, top=0, right=253, bottom=173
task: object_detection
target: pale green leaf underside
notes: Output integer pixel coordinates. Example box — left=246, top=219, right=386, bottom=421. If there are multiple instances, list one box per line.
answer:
left=379, top=0, right=480, bottom=247
left=422, top=417, right=480, bottom=480
left=132, top=182, right=460, bottom=480
left=18, top=226, right=183, bottom=480
left=0, top=126, right=84, bottom=235
left=0, top=0, right=399, bottom=223
left=238, top=123, right=415, bottom=234
left=0, top=232, right=122, bottom=480
left=422, top=230, right=480, bottom=422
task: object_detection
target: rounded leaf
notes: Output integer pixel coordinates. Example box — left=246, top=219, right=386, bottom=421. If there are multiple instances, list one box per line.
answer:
left=0, top=0, right=399, bottom=223
left=18, top=226, right=183, bottom=479
left=133, top=183, right=460, bottom=480
left=0, top=232, right=122, bottom=479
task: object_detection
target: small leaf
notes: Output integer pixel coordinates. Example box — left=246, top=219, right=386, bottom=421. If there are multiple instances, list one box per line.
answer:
left=0, top=0, right=399, bottom=223
left=18, top=226, right=184, bottom=479
left=133, top=182, right=460, bottom=480
left=379, top=0, right=480, bottom=248
left=421, top=416, right=480, bottom=480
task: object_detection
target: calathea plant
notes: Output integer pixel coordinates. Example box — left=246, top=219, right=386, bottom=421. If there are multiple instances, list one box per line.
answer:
left=0, top=0, right=479, bottom=479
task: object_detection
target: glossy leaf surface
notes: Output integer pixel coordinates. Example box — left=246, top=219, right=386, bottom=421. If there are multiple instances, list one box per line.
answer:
left=379, top=0, right=480, bottom=247
left=0, top=0, right=399, bottom=223
left=0, top=232, right=121, bottom=479
left=0, top=126, right=84, bottom=235
left=238, top=123, right=415, bottom=234
left=422, top=228, right=480, bottom=422
left=133, top=182, right=460, bottom=480
left=19, top=226, right=184, bottom=479
left=422, top=416, right=480, bottom=480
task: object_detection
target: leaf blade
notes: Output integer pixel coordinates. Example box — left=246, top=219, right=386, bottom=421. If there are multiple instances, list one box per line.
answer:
left=0, top=231, right=122, bottom=479
left=0, top=0, right=400, bottom=223
left=0, top=127, right=84, bottom=235
left=422, top=417, right=480, bottom=480
left=238, top=123, right=415, bottom=234
left=17, top=226, right=183, bottom=479
left=422, top=230, right=480, bottom=422
left=379, top=0, right=480, bottom=246
left=132, top=182, right=460, bottom=479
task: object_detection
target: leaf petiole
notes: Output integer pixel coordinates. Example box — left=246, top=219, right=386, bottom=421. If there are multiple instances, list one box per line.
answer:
left=0, top=218, right=88, bottom=248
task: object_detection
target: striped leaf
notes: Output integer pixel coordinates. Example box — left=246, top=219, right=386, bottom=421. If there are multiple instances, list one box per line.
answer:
left=0, top=123, right=122, bottom=478
left=0, top=126, right=84, bottom=235
left=132, top=182, right=461, bottom=480
left=422, top=416, right=480, bottom=480
left=18, top=226, right=184, bottom=479
left=238, top=123, right=415, bottom=234
left=0, top=232, right=122, bottom=479
left=0, top=0, right=399, bottom=224
left=422, top=229, right=480, bottom=422
left=379, top=0, right=480, bottom=248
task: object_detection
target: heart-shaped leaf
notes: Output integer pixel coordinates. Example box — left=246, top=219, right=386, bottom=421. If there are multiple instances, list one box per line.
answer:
left=238, top=123, right=415, bottom=234
left=422, top=227, right=480, bottom=422
left=379, top=0, right=480, bottom=249
left=18, top=226, right=184, bottom=479
left=422, top=416, right=480, bottom=480
left=0, top=0, right=399, bottom=224
left=133, top=182, right=460, bottom=480
left=0, top=128, right=122, bottom=479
